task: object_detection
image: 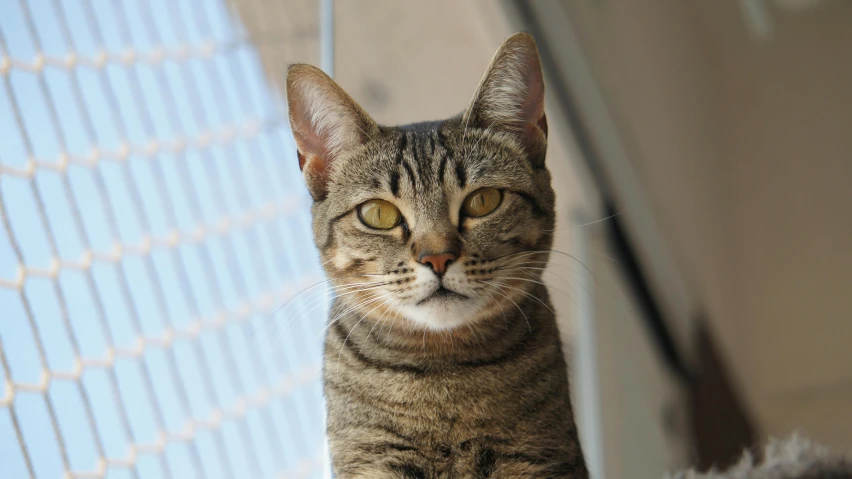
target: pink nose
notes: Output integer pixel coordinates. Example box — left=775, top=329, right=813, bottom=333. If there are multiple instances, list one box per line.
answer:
left=418, top=253, right=457, bottom=275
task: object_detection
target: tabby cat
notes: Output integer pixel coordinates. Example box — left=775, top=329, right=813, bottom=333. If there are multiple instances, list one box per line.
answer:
left=287, top=33, right=584, bottom=477
left=286, top=33, right=851, bottom=479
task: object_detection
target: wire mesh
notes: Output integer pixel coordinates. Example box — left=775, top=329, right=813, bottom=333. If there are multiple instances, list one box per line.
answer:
left=0, top=1, right=328, bottom=478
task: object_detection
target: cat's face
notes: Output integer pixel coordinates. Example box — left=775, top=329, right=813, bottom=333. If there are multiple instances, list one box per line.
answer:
left=287, top=33, right=553, bottom=331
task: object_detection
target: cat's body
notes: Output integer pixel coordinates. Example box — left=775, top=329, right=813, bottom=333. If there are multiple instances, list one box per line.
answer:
left=325, top=281, right=585, bottom=477
left=286, top=32, right=850, bottom=479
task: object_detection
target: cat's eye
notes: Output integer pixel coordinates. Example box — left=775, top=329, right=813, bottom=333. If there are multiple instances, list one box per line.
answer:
left=358, top=199, right=402, bottom=230
left=462, top=188, right=503, bottom=218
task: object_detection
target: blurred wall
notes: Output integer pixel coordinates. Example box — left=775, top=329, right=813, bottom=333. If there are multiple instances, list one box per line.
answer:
left=229, top=0, right=321, bottom=83
left=561, top=0, right=852, bottom=451
left=333, top=1, right=488, bottom=125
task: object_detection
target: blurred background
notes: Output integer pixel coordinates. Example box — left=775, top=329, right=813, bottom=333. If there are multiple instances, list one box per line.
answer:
left=0, top=1, right=850, bottom=478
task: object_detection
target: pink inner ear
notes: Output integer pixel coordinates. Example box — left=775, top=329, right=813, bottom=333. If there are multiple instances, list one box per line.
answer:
left=537, top=113, right=548, bottom=138
left=519, top=54, right=545, bottom=130
left=294, top=128, right=331, bottom=170
left=292, top=113, right=332, bottom=200
left=292, top=95, right=332, bottom=161
left=286, top=64, right=378, bottom=200
left=470, top=37, right=546, bottom=137
left=297, top=146, right=330, bottom=200
left=303, top=152, right=328, bottom=180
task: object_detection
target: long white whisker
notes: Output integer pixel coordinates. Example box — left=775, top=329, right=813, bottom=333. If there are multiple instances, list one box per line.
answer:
left=487, top=278, right=556, bottom=315
left=494, top=266, right=585, bottom=299
left=315, top=291, right=387, bottom=341
left=272, top=281, right=392, bottom=339
left=336, top=293, right=394, bottom=377
left=576, top=212, right=621, bottom=228
left=278, top=283, right=389, bottom=342
left=384, top=305, right=406, bottom=343
left=366, top=295, right=400, bottom=339
left=268, top=281, right=395, bottom=358
left=252, top=278, right=332, bottom=335
left=493, top=249, right=598, bottom=285
left=263, top=278, right=390, bottom=332
left=481, top=280, right=531, bottom=334
left=499, top=271, right=576, bottom=296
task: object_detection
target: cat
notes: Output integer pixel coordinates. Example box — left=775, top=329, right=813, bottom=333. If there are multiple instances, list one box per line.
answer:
left=286, top=32, right=850, bottom=479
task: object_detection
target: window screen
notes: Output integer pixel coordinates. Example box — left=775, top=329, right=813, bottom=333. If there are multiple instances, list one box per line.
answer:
left=0, top=1, right=327, bottom=477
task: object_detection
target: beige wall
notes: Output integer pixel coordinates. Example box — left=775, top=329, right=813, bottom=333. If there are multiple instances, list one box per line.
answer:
left=334, top=1, right=492, bottom=125
left=229, top=0, right=321, bottom=85
left=562, top=0, right=852, bottom=450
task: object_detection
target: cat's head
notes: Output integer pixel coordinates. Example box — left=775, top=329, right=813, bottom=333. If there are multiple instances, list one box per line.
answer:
left=287, top=33, right=554, bottom=332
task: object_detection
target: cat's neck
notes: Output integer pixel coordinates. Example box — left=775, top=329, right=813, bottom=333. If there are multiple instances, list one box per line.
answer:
left=330, top=282, right=554, bottom=369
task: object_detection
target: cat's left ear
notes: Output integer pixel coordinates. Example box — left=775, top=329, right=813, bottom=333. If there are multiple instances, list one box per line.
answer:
left=463, top=32, right=547, bottom=164
left=286, top=64, right=379, bottom=200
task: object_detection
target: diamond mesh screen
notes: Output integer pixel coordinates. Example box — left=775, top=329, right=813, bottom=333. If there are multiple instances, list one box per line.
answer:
left=0, top=1, right=328, bottom=477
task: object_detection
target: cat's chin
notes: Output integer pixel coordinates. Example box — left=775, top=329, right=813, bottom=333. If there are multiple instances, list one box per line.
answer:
left=398, top=297, right=484, bottom=331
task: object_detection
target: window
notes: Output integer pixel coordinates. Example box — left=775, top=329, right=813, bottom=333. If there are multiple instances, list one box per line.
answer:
left=0, top=1, right=327, bottom=477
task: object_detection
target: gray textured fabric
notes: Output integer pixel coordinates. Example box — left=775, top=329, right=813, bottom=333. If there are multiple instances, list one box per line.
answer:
left=670, top=436, right=852, bottom=479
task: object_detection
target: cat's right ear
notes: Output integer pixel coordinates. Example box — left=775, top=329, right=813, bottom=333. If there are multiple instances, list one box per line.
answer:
left=286, top=65, right=379, bottom=200
left=463, top=33, right=547, bottom=166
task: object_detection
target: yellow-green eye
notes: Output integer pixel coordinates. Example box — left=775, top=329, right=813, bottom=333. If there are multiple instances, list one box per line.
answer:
left=462, top=188, right=502, bottom=217
left=358, top=199, right=402, bottom=230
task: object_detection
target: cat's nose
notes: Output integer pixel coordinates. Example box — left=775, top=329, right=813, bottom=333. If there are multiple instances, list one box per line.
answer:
left=418, top=252, right=457, bottom=276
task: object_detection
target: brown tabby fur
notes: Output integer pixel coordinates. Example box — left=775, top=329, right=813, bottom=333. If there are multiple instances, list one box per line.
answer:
left=287, top=33, right=587, bottom=478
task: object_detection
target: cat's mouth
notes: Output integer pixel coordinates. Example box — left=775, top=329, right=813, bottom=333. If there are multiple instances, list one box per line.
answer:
left=416, top=286, right=468, bottom=305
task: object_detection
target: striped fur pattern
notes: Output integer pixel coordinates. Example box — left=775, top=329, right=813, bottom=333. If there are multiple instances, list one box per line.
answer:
left=288, top=33, right=588, bottom=477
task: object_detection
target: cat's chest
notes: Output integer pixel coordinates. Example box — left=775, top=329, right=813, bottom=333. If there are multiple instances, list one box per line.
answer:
left=326, top=364, right=524, bottom=432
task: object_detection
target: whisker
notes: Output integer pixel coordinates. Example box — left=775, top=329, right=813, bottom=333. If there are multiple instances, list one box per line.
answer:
left=576, top=212, right=621, bottom=228
left=272, top=280, right=392, bottom=335
left=480, top=280, right=532, bottom=334
left=422, top=327, right=427, bottom=354
left=493, top=249, right=597, bottom=284
left=315, top=291, right=386, bottom=341
left=494, top=265, right=587, bottom=298
left=548, top=249, right=598, bottom=278
left=277, top=283, right=388, bottom=340
left=466, top=308, right=493, bottom=342
left=597, top=252, right=621, bottom=264
left=488, top=249, right=550, bottom=263
left=366, top=295, right=401, bottom=339
left=497, top=249, right=632, bottom=320
left=486, top=278, right=556, bottom=316
left=252, top=278, right=331, bottom=336
left=337, top=293, right=393, bottom=377
left=495, top=271, right=581, bottom=302
left=262, top=277, right=390, bottom=330
left=321, top=282, right=403, bottom=333
left=383, top=303, right=406, bottom=342
left=268, top=281, right=397, bottom=357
